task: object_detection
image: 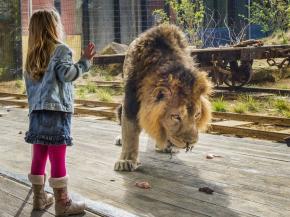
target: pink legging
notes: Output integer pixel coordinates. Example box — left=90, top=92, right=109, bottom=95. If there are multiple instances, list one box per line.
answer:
left=31, top=144, right=67, bottom=178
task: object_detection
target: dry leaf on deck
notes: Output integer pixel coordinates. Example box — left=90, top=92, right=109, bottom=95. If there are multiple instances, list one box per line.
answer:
left=135, top=181, right=151, bottom=189
left=206, top=154, right=222, bottom=159
left=199, top=187, right=214, bottom=194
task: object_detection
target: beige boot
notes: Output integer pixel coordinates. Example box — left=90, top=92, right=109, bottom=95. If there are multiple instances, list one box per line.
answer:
left=28, top=174, right=54, bottom=210
left=49, top=176, right=85, bottom=216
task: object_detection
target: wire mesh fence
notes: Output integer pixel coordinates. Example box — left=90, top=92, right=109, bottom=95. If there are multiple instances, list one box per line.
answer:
left=0, top=0, right=253, bottom=81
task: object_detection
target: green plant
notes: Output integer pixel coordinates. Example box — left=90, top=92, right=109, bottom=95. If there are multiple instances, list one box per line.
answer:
left=277, top=84, right=289, bottom=90
left=275, top=98, right=290, bottom=112
left=242, top=0, right=289, bottom=35
left=14, top=79, right=26, bottom=93
left=287, top=5, right=290, bottom=28
left=15, top=79, right=24, bottom=89
left=96, top=88, right=113, bottom=102
left=103, top=74, right=113, bottom=81
left=212, top=97, right=227, bottom=112
left=86, top=82, right=97, bottom=93
left=233, top=103, right=247, bottom=114
left=152, top=9, right=169, bottom=24
left=239, top=95, right=259, bottom=112
left=76, top=87, right=87, bottom=99
left=153, top=0, right=205, bottom=46
left=0, top=68, right=5, bottom=77
left=282, top=111, right=290, bottom=118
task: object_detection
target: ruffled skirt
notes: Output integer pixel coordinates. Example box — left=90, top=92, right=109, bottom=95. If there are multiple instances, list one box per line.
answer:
left=25, top=110, right=73, bottom=146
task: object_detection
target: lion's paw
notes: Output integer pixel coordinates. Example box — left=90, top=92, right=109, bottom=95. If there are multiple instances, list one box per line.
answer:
left=114, top=160, right=140, bottom=172
left=114, top=136, right=122, bottom=146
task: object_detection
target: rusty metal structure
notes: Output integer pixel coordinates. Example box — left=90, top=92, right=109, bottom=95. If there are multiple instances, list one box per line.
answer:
left=94, top=44, right=290, bottom=87
left=193, top=44, right=290, bottom=87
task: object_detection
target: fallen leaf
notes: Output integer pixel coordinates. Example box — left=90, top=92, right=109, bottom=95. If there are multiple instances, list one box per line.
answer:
left=199, top=187, right=214, bottom=194
left=206, top=154, right=222, bottom=159
left=206, top=154, right=214, bottom=159
left=18, top=131, right=22, bottom=134
left=135, top=181, right=151, bottom=189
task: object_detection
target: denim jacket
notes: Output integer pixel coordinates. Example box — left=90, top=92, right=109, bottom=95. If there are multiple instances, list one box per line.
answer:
left=25, top=43, right=91, bottom=114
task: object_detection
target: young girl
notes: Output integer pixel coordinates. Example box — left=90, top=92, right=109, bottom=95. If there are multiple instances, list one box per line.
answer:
left=24, top=9, right=96, bottom=216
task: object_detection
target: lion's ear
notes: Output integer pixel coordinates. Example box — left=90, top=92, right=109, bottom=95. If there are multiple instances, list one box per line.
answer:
left=152, top=86, right=172, bottom=102
left=194, top=71, right=213, bottom=97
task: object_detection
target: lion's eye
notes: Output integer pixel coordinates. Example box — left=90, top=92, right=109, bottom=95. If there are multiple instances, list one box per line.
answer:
left=171, top=114, right=181, bottom=122
left=156, top=91, right=164, bottom=101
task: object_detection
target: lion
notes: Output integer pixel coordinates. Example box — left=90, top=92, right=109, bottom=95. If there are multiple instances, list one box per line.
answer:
left=114, top=24, right=212, bottom=171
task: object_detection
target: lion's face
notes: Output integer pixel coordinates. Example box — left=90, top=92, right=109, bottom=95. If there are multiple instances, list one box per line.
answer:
left=160, top=99, right=200, bottom=149
left=138, top=69, right=212, bottom=151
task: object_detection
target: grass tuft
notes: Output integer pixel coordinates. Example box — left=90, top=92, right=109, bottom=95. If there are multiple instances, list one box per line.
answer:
left=233, top=103, right=247, bottom=113
left=212, top=97, right=227, bottom=112
left=275, top=98, right=290, bottom=112
left=96, top=88, right=113, bottom=102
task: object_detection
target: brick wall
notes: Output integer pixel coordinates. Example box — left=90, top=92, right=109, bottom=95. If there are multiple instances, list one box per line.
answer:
left=21, top=0, right=77, bottom=35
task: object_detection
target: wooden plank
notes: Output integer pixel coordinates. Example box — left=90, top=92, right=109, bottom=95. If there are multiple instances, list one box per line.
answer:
left=210, top=124, right=290, bottom=142
left=74, top=107, right=116, bottom=119
left=213, top=112, right=290, bottom=127
left=93, top=54, right=125, bottom=64
left=216, top=86, right=290, bottom=96
left=0, top=99, right=27, bottom=107
left=77, top=84, right=123, bottom=89
left=94, top=81, right=123, bottom=85
left=0, top=92, right=120, bottom=109
left=213, top=120, right=253, bottom=127
left=0, top=96, right=18, bottom=100
left=0, top=92, right=26, bottom=99
left=0, top=98, right=119, bottom=112
left=0, top=112, right=7, bottom=117
left=75, top=99, right=119, bottom=108
left=280, top=129, right=290, bottom=134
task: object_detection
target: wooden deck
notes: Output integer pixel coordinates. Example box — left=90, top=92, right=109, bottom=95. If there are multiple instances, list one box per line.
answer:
left=0, top=107, right=290, bottom=217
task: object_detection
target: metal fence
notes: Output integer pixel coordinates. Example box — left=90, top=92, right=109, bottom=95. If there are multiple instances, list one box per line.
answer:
left=0, top=0, right=254, bottom=81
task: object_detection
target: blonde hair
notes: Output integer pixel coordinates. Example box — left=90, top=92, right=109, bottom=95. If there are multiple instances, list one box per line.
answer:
left=25, top=9, right=64, bottom=80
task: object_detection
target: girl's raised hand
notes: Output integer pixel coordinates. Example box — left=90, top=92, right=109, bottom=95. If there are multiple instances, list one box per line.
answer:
left=82, top=42, right=96, bottom=60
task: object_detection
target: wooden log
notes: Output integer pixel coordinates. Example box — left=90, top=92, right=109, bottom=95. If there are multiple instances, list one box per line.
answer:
left=0, top=92, right=26, bottom=99
left=0, top=98, right=27, bottom=107
left=75, top=99, right=119, bottom=108
left=216, top=86, right=290, bottom=96
left=210, top=124, right=290, bottom=142
left=212, top=112, right=290, bottom=127
left=93, top=54, right=125, bottom=64
left=74, top=107, right=116, bottom=119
